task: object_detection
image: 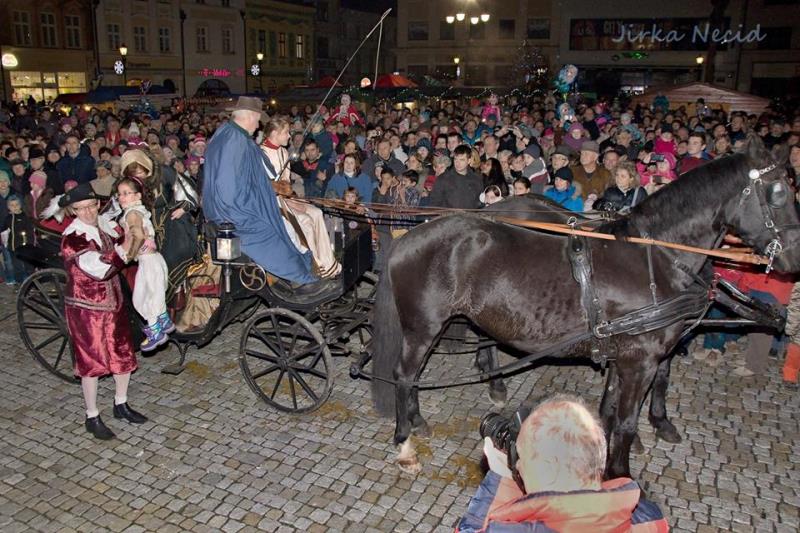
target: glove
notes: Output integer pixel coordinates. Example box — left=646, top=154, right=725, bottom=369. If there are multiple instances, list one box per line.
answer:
left=483, top=437, right=513, bottom=479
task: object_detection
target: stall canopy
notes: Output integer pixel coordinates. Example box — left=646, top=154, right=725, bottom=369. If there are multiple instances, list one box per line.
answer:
left=314, top=76, right=342, bottom=88
left=631, top=82, right=770, bottom=116
left=374, top=74, right=418, bottom=88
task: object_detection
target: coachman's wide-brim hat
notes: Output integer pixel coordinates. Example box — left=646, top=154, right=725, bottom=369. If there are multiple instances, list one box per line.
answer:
left=58, top=182, right=99, bottom=207
left=226, top=96, right=268, bottom=122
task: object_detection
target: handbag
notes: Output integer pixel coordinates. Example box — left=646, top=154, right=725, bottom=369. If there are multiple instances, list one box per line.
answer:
left=175, top=250, right=222, bottom=332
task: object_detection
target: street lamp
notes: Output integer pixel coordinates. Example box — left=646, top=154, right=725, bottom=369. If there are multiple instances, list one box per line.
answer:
left=480, top=14, right=490, bottom=22
left=695, top=54, right=705, bottom=82
left=470, top=16, right=479, bottom=24
left=453, top=57, right=461, bottom=82
left=119, top=44, right=128, bottom=86
left=256, top=52, right=264, bottom=93
left=456, top=13, right=465, bottom=21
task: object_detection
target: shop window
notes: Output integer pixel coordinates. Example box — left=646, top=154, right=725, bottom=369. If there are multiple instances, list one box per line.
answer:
left=41, top=13, right=58, bottom=48
left=65, top=15, right=81, bottom=49
left=317, top=37, right=329, bottom=59
left=13, top=11, right=32, bottom=46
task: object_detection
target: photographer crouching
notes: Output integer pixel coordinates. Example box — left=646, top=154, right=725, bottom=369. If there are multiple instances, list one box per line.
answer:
left=457, top=395, right=669, bottom=532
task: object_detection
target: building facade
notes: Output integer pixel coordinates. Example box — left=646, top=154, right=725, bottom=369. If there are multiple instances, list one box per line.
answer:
left=395, top=0, right=800, bottom=96
left=314, top=0, right=396, bottom=86
left=180, top=0, right=247, bottom=96
left=245, top=0, right=315, bottom=91
left=94, top=0, right=184, bottom=93
left=0, top=0, right=96, bottom=103
left=395, top=0, right=558, bottom=87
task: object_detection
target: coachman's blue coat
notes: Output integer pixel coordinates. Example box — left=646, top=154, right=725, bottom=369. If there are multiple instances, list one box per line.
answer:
left=202, top=121, right=315, bottom=284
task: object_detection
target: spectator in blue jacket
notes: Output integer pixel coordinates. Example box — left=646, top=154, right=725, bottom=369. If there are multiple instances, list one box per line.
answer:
left=326, top=153, right=374, bottom=203
left=57, top=133, right=95, bottom=185
left=544, top=167, right=583, bottom=212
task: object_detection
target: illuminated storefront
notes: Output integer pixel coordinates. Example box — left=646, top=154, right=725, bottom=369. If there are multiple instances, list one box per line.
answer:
left=9, top=71, right=87, bottom=102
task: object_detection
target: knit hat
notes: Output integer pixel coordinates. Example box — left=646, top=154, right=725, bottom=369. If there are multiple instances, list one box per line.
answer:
left=29, top=147, right=45, bottom=160
left=0, top=170, right=9, bottom=184
left=29, top=170, right=47, bottom=189
left=554, top=167, right=574, bottom=183
left=9, top=158, right=25, bottom=168
left=569, top=122, right=584, bottom=133
left=523, top=144, right=542, bottom=158
left=128, top=122, right=140, bottom=136
left=553, top=145, right=574, bottom=158
left=416, top=137, right=432, bottom=152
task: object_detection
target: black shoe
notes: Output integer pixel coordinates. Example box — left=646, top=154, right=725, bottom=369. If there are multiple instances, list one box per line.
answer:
left=272, top=277, right=342, bottom=304
left=85, top=415, right=115, bottom=440
left=112, top=402, right=148, bottom=424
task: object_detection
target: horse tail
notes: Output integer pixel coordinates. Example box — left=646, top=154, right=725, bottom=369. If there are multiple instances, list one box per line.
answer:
left=371, top=266, right=401, bottom=417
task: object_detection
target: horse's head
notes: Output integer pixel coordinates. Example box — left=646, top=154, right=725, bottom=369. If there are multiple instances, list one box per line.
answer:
left=726, top=134, right=800, bottom=273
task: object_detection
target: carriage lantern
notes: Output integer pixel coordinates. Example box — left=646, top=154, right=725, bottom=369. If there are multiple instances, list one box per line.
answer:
left=216, top=222, right=241, bottom=261
left=216, top=222, right=241, bottom=293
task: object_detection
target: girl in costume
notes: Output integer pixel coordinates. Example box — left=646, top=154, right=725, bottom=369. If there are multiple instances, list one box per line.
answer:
left=115, top=176, right=174, bottom=351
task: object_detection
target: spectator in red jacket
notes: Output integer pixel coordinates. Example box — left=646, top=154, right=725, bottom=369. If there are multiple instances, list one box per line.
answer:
left=457, top=395, right=669, bottom=532
left=677, top=132, right=712, bottom=175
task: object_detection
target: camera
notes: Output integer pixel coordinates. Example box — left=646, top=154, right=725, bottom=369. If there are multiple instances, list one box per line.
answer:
left=480, top=406, right=531, bottom=470
left=650, top=153, right=665, bottom=163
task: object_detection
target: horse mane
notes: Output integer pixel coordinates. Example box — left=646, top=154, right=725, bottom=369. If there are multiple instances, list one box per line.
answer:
left=601, top=153, right=750, bottom=240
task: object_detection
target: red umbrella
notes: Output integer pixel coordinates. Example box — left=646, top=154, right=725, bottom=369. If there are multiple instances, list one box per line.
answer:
left=374, top=74, right=418, bottom=88
left=314, top=75, right=342, bottom=88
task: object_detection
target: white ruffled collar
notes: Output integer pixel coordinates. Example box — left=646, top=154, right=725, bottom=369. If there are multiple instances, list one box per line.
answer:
left=64, top=216, right=119, bottom=246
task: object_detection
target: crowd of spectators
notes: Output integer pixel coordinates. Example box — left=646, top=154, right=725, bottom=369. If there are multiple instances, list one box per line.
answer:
left=1, top=90, right=799, bottom=378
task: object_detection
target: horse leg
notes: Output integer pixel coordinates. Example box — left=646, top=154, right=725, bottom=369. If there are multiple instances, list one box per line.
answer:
left=647, top=355, right=682, bottom=444
left=476, top=345, right=507, bottom=408
left=606, top=359, right=659, bottom=480
left=598, top=363, right=618, bottom=437
left=394, top=338, right=432, bottom=475
left=408, top=387, right=430, bottom=437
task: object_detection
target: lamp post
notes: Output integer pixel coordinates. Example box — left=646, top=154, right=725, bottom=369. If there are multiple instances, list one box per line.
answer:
left=695, top=54, right=705, bottom=82
left=256, top=52, right=264, bottom=93
left=119, top=44, right=128, bottom=86
left=453, top=56, right=461, bottom=84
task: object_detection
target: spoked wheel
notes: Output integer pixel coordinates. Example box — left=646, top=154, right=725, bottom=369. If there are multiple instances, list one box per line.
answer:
left=239, top=308, right=333, bottom=413
left=16, top=269, right=77, bottom=383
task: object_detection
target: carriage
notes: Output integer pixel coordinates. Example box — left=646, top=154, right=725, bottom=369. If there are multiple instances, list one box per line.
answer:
left=15, top=215, right=376, bottom=414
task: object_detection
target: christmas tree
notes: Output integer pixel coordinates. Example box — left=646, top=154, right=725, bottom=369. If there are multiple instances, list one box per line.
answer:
left=510, top=40, right=549, bottom=90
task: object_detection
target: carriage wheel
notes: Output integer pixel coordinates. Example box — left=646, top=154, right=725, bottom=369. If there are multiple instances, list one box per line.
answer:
left=16, top=269, right=78, bottom=384
left=239, top=308, right=333, bottom=414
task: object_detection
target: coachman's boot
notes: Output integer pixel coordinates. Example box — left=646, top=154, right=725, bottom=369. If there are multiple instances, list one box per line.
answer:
left=783, top=343, right=800, bottom=383
left=113, top=402, right=148, bottom=424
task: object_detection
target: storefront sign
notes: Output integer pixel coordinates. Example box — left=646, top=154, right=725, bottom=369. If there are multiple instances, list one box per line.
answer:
left=2, top=53, right=19, bottom=68
left=199, top=68, right=246, bottom=78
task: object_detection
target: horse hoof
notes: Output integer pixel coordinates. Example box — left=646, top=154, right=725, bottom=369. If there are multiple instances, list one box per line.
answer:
left=412, top=420, right=431, bottom=438
left=488, top=389, right=507, bottom=409
left=631, top=434, right=645, bottom=455
left=655, top=423, right=682, bottom=444
left=397, top=440, right=421, bottom=475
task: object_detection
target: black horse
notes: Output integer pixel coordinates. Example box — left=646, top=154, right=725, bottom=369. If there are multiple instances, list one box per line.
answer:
left=371, top=136, right=800, bottom=478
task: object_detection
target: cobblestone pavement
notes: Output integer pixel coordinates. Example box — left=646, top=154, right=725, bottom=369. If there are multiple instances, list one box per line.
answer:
left=0, top=283, right=799, bottom=532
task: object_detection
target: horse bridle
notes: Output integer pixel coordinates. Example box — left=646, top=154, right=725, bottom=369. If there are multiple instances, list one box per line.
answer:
left=739, top=163, right=788, bottom=272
